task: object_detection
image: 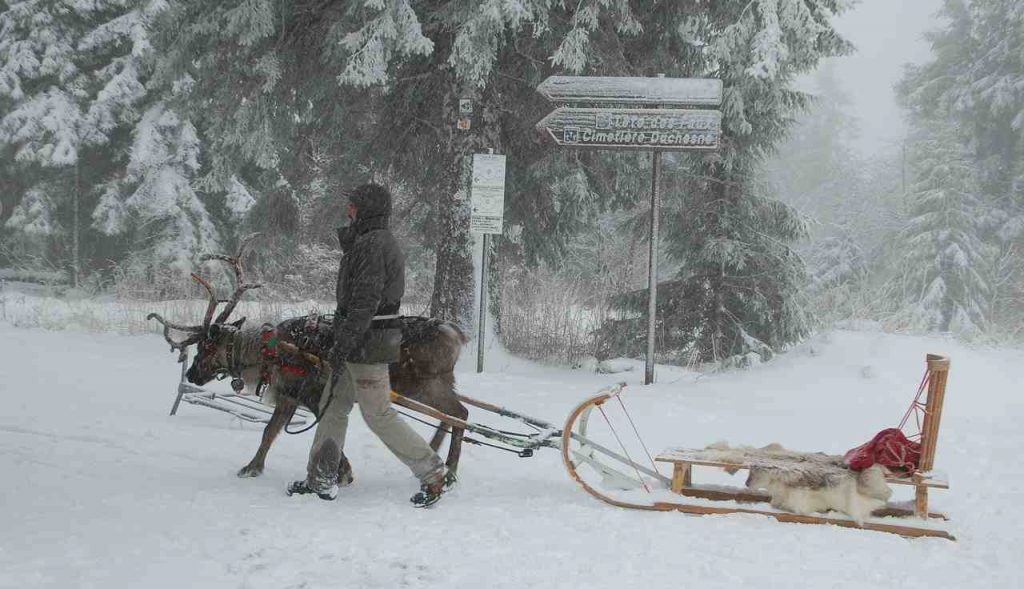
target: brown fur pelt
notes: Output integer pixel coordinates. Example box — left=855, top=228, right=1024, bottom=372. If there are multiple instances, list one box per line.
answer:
left=700, top=441, right=892, bottom=523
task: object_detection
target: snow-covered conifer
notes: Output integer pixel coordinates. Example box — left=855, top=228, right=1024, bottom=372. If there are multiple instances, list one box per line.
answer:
left=0, top=0, right=179, bottom=283
left=898, top=119, right=991, bottom=335
left=898, top=0, right=1024, bottom=332
left=96, top=103, right=220, bottom=274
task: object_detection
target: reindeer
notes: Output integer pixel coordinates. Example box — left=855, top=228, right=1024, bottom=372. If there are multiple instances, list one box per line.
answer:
left=148, top=238, right=470, bottom=484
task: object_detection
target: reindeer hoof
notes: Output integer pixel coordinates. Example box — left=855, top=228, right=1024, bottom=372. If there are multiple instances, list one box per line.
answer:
left=237, top=464, right=264, bottom=478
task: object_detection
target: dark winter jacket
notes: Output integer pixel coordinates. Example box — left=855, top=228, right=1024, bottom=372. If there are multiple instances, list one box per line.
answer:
left=332, top=209, right=405, bottom=362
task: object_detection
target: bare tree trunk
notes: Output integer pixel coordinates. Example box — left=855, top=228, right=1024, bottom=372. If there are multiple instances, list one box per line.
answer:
left=72, top=160, right=81, bottom=288
left=429, top=156, right=475, bottom=326
left=428, top=85, right=499, bottom=328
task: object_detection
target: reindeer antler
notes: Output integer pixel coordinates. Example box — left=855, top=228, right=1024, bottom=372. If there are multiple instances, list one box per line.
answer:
left=190, top=272, right=221, bottom=330
left=200, top=233, right=263, bottom=325
left=148, top=234, right=264, bottom=355
left=147, top=312, right=204, bottom=356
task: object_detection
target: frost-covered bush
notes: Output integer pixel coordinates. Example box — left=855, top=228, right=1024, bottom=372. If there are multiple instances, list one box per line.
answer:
left=495, top=266, right=609, bottom=368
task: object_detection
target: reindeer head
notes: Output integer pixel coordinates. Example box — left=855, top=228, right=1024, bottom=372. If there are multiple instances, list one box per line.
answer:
left=148, top=235, right=262, bottom=387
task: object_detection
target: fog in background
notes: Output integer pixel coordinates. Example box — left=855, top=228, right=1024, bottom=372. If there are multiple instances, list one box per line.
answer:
left=825, top=0, right=944, bottom=155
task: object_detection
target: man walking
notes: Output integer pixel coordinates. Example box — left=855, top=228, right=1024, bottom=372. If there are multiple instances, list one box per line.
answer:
left=286, top=183, right=451, bottom=507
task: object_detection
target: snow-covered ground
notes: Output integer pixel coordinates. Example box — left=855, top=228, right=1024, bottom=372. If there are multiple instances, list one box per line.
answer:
left=2, top=323, right=1022, bottom=588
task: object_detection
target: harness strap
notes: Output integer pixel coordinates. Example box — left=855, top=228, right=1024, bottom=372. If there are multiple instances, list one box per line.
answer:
left=228, top=330, right=243, bottom=379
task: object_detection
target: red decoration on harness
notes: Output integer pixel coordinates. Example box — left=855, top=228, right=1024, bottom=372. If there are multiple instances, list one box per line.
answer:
left=843, top=428, right=922, bottom=473
left=259, top=327, right=310, bottom=380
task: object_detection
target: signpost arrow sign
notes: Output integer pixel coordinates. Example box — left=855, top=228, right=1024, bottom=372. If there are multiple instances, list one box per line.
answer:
left=537, top=76, right=723, bottom=106
left=536, top=107, right=722, bottom=150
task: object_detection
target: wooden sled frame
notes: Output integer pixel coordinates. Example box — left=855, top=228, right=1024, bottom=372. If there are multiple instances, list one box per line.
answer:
left=561, top=355, right=955, bottom=540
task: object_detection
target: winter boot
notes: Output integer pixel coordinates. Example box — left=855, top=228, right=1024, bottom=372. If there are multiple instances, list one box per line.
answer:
left=410, top=471, right=457, bottom=508
left=286, top=479, right=339, bottom=501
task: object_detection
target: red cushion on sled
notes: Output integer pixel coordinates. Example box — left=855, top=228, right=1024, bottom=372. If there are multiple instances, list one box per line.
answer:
left=844, top=427, right=922, bottom=473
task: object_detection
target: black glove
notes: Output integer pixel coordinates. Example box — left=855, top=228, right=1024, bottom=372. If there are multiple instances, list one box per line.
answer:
left=326, top=344, right=347, bottom=388
left=327, top=343, right=348, bottom=371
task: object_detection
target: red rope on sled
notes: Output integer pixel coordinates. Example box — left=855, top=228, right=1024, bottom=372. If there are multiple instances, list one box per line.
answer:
left=897, top=369, right=931, bottom=440
left=843, top=367, right=929, bottom=473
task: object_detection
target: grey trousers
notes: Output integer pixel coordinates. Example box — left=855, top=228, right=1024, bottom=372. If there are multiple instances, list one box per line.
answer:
left=306, top=362, right=444, bottom=490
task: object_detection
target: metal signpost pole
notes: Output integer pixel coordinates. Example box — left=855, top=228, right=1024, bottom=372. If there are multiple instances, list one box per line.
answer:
left=477, top=231, right=489, bottom=373
left=645, top=150, right=662, bottom=385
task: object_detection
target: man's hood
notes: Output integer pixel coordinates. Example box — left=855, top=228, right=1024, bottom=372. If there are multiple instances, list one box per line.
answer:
left=337, top=184, right=393, bottom=253
left=347, top=183, right=391, bottom=219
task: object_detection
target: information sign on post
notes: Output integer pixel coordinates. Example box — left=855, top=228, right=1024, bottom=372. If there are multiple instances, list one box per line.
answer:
left=470, top=154, right=506, bottom=235
left=470, top=153, right=506, bottom=373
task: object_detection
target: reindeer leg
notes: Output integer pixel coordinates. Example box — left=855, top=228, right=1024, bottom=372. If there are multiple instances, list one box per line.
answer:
left=445, top=404, right=468, bottom=476
left=413, top=374, right=466, bottom=476
left=430, top=392, right=468, bottom=476
left=446, top=427, right=464, bottom=475
left=238, top=396, right=297, bottom=478
left=429, top=424, right=449, bottom=452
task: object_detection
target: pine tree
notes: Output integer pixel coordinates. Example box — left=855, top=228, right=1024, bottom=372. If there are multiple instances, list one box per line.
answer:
left=0, top=0, right=185, bottom=285
left=147, top=1, right=381, bottom=294
left=898, top=119, right=991, bottom=335
left=899, top=0, right=1024, bottom=328
left=92, top=103, right=221, bottom=279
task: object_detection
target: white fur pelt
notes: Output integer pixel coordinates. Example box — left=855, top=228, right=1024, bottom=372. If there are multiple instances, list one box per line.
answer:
left=700, top=441, right=892, bottom=524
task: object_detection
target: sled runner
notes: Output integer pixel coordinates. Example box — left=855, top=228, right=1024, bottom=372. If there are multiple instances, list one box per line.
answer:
left=169, top=347, right=314, bottom=427
left=560, top=354, right=955, bottom=540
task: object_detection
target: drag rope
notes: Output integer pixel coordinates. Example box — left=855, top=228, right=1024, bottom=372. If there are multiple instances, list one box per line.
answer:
left=615, top=395, right=661, bottom=477
left=597, top=404, right=651, bottom=493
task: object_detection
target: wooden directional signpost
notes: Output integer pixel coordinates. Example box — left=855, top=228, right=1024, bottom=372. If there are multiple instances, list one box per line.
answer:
left=536, top=75, right=723, bottom=385
left=536, top=76, right=723, bottom=106
left=537, top=107, right=722, bottom=150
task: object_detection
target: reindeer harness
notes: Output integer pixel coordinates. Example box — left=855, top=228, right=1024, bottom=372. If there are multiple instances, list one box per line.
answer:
left=259, top=328, right=312, bottom=379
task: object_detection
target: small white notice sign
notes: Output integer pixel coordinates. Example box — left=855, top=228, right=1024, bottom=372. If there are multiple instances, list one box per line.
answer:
left=470, top=154, right=506, bottom=235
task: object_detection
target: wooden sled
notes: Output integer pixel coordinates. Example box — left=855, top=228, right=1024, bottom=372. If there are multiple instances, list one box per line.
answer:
left=562, top=354, right=955, bottom=540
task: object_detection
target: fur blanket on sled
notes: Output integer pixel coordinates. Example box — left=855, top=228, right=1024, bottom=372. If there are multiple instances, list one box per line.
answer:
left=699, top=442, right=892, bottom=523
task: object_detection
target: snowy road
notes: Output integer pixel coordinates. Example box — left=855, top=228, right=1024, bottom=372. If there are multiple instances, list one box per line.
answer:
left=1, top=325, right=1022, bottom=588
